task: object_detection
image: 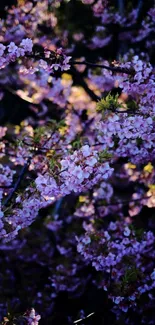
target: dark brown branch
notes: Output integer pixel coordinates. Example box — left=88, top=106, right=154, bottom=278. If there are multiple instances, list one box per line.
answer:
left=26, top=53, right=134, bottom=75
left=71, top=60, right=134, bottom=75
left=3, top=157, right=31, bottom=207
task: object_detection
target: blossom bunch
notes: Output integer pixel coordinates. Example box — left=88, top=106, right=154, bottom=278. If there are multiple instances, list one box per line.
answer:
left=77, top=220, right=155, bottom=313
left=95, top=113, right=155, bottom=163
left=35, top=144, right=113, bottom=197
left=0, top=38, right=33, bottom=69
left=0, top=38, right=71, bottom=73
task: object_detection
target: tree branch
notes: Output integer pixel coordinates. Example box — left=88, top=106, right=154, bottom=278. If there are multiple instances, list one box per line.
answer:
left=71, top=60, right=134, bottom=75
left=3, top=157, right=31, bottom=207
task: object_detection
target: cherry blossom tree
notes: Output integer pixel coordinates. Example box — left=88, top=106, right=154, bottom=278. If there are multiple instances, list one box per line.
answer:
left=0, top=0, right=155, bottom=324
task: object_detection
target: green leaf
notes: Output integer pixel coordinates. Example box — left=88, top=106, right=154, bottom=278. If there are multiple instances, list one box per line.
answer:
left=96, top=93, right=120, bottom=114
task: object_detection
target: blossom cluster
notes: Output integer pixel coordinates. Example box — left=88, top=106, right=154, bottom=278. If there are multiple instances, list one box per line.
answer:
left=35, top=144, right=113, bottom=198
left=0, top=38, right=71, bottom=73
left=95, top=113, right=155, bottom=163
left=0, top=38, right=33, bottom=69
left=77, top=221, right=155, bottom=313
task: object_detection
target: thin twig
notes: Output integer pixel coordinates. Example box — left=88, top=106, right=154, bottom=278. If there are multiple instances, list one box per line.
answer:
left=74, top=312, right=95, bottom=324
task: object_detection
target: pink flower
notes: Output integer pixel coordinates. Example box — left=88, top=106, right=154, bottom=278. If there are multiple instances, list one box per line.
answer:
left=81, top=145, right=91, bottom=157
left=39, top=59, right=48, bottom=70
left=72, top=165, right=84, bottom=180
left=56, top=47, right=63, bottom=55
left=20, top=38, right=33, bottom=52
left=0, top=127, right=7, bottom=138
left=8, top=42, right=18, bottom=53
left=61, top=56, right=71, bottom=71
left=51, top=63, right=61, bottom=71
left=86, top=156, right=97, bottom=167
left=25, top=308, right=41, bottom=325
